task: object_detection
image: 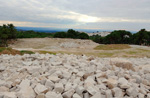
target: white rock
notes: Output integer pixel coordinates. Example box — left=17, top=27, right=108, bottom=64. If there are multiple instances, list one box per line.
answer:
left=46, top=92, right=63, bottom=98
left=118, top=77, right=130, bottom=89
left=138, top=93, right=144, bottom=98
left=0, top=92, right=17, bottom=98
left=91, top=92, right=102, bottom=98
left=45, top=80, right=54, bottom=90
left=65, top=82, right=72, bottom=91
left=34, top=83, right=49, bottom=94
left=0, top=86, right=9, bottom=92
left=77, top=72, right=84, bottom=77
left=106, top=90, right=113, bottom=98
left=110, top=58, right=134, bottom=71
left=140, top=65, right=150, bottom=74
left=27, top=66, right=41, bottom=74
left=126, top=87, right=138, bottom=97
left=62, top=89, right=75, bottom=98
left=75, top=86, right=85, bottom=97
left=98, top=84, right=106, bottom=90
left=54, top=83, right=64, bottom=93
left=48, top=76, right=60, bottom=83
left=17, top=79, right=36, bottom=98
left=36, top=93, right=45, bottom=98
left=73, top=93, right=82, bottom=98
left=107, top=78, right=118, bottom=89
left=112, top=87, right=123, bottom=97
left=132, top=75, right=141, bottom=83
left=83, top=92, right=90, bottom=98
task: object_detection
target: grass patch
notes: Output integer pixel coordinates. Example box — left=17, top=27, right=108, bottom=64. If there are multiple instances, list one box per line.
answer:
left=0, top=47, right=20, bottom=55
left=94, top=44, right=131, bottom=50
left=126, top=51, right=138, bottom=55
left=98, top=52, right=114, bottom=57
left=38, top=51, right=56, bottom=55
left=20, top=50, right=35, bottom=55
left=0, top=47, right=6, bottom=52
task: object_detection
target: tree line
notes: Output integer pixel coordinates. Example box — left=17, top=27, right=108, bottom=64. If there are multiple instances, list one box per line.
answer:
left=0, top=24, right=150, bottom=47
left=53, top=29, right=89, bottom=39
left=90, top=29, right=150, bottom=46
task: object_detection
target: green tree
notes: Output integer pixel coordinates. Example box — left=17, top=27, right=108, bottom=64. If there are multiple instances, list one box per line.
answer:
left=103, top=30, right=132, bottom=44
left=0, top=24, right=17, bottom=47
left=67, top=29, right=79, bottom=38
left=132, top=29, right=149, bottom=45
left=54, top=32, right=67, bottom=38
left=78, top=32, right=89, bottom=39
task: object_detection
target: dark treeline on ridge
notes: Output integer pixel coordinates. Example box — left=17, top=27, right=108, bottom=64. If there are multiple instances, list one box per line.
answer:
left=0, top=24, right=150, bottom=47
left=90, top=29, right=150, bottom=46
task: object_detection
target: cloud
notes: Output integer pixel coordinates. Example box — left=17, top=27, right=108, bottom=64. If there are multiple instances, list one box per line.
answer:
left=0, top=0, right=150, bottom=31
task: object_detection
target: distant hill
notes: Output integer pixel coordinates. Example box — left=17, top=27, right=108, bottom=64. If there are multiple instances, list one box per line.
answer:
left=16, top=27, right=113, bottom=33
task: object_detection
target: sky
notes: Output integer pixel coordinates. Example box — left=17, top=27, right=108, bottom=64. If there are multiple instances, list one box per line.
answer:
left=0, top=0, right=150, bottom=31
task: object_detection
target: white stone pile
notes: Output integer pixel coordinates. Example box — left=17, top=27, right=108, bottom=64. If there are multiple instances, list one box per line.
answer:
left=0, top=53, right=150, bottom=98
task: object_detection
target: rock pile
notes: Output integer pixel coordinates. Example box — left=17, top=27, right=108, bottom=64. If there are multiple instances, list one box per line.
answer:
left=0, top=53, right=150, bottom=98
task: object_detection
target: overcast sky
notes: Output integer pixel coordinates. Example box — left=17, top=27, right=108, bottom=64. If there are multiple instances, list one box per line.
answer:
left=0, top=0, right=150, bottom=31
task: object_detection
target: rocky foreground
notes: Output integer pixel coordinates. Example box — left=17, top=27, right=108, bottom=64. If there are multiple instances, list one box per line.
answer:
left=0, top=53, right=150, bottom=98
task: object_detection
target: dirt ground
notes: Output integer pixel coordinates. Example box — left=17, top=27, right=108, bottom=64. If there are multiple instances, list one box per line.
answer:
left=10, top=38, right=150, bottom=58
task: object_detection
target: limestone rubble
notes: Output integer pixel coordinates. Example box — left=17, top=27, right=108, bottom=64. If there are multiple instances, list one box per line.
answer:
left=0, top=53, right=150, bottom=98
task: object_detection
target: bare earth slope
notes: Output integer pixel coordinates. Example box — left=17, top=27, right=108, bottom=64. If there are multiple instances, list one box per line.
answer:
left=10, top=38, right=150, bottom=57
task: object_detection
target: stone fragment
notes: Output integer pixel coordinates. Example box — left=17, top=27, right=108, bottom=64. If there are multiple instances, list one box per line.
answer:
left=54, top=83, right=64, bottom=93
left=73, top=93, right=82, bottom=98
left=107, top=78, right=118, bottom=89
left=75, top=86, right=85, bottom=96
left=36, top=93, right=45, bottom=98
left=0, top=86, right=9, bottom=92
left=17, top=79, right=36, bottom=98
left=106, top=90, right=113, bottom=98
left=118, top=77, right=130, bottom=89
left=91, top=92, right=102, bottom=98
left=62, top=89, right=75, bottom=98
left=27, top=66, right=41, bottom=74
left=112, top=87, right=123, bottom=97
left=140, top=65, right=150, bottom=74
left=110, top=58, right=135, bottom=71
left=126, top=87, right=138, bottom=97
left=83, top=92, right=90, bottom=98
left=138, top=93, right=144, bottom=98
left=34, top=83, right=49, bottom=94
left=46, top=92, right=63, bottom=98
left=48, top=76, right=60, bottom=83
left=0, top=92, right=17, bottom=98
left=45, top=80, right=54, bottom=90
left=132, top=75, right=141, bottom=83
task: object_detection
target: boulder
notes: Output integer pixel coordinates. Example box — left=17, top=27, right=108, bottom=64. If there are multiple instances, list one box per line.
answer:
left=46, top=92, right=63, bottom=98
left=62, top=89, right=75, bottom=98
left=45, top=80, right=54, bottom=90
left=126, top=87, right=138, bottom=97
left=110, top=58, right=135, bottom=71
left=107, top=78, right=118, bottom=89
left=36, top=94, right=45, bottom=98
left=17, top=79, right=36, bottom=98
left=34, top=83, right=49, bottom=94
left=73, top=93, right=82, bottom=98
left=48, top=76, right=60, bottom=83
left=112, top=87, right=123, bottom=97
left=118, top=77, right=130, bottom=89
left=106, top=90, right=113, bottom=98
left=54, top=83, right=64, bottom=93
left=91, top=92, right=102, bottom=98
left=26, top=66, right=41, bottom=74
left=75, top=86, right=85, bottom=97
left=0, top=92, right=17, bottom=98
left=0, top=86, right=9, bottom=92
